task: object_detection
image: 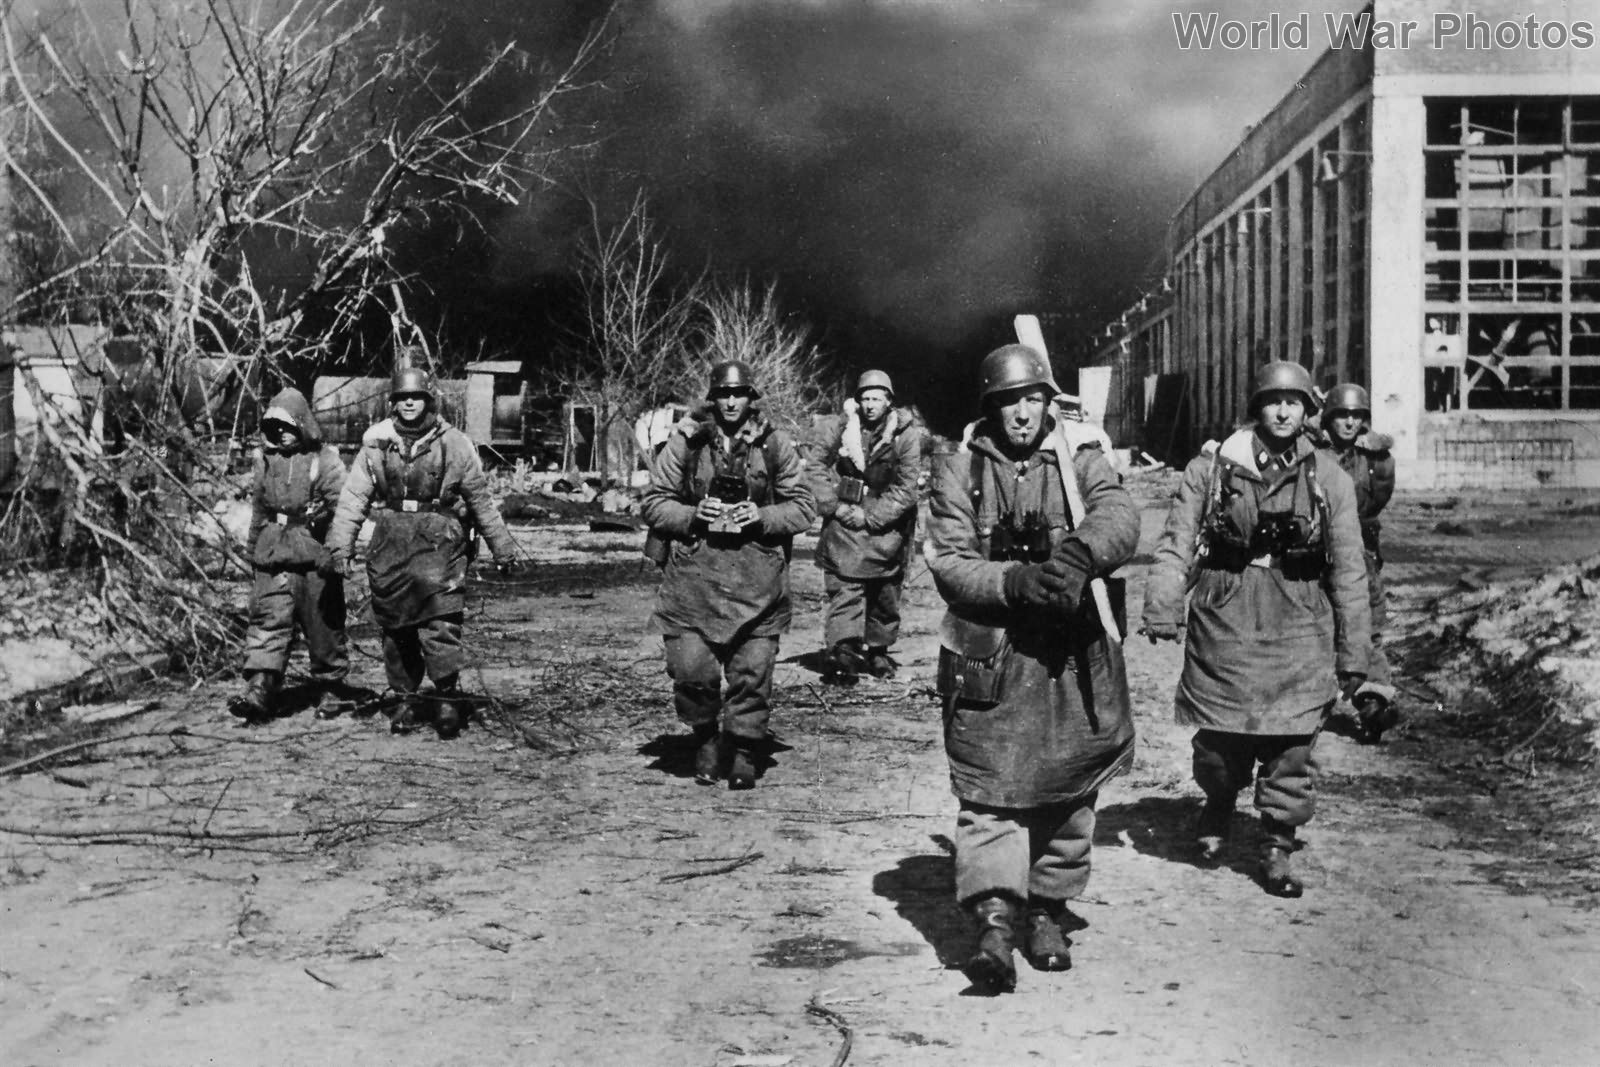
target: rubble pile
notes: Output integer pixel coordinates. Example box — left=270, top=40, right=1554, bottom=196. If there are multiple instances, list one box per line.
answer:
left=1428, top=550, right=1600, bottom=756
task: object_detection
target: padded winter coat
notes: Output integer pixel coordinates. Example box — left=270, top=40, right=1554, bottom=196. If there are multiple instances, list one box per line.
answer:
left=926, top=421, right=1138, bottom=808
left=643, top=412, right=816, bottom=644
left=807, top=406, right=922, bottom=580
left=249, top=388, right=345, bottom=573
left=327, top=417, right=517, bottom=629
left=1142, top=428, right=1371, bottom=735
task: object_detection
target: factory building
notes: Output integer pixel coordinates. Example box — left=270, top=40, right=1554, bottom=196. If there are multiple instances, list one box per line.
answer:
left=1093, top=0, right=1600, bottom=488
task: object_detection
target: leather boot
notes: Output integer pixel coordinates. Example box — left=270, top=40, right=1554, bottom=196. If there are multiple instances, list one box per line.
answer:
left=692, top=725, right=724, bottom=786
left=1355, top=694, right=1399, bottom=744
left=228, top=671, right=280, bottom=722
left=1195, top=797, right=1234, bottom=863
left=390, top=691, right=428, bottom=735
left=863, top=647, right=897, bottom=679
left=1023, top=899, right=1073, bottom=972
left=963, top=894, right=1020, bottom=994
left=824, top=641, right=865, bottom=683
left=727, top=742, right=758, bottom=791
left=1260, top=817, right=1304, bottom=898
left=432, top=673, right=464, bottom=740
left=312, top=678, right=359, bottom=720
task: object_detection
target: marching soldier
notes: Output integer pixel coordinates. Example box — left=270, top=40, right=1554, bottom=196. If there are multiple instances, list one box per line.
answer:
left=1142, top=361, right=1370, bottom=898
left=1319, top=383, right=1399, bottom=743
left=326, top=366, right=520, bottom=739
left=926, top=344, right=1138, bottom=994
left=642, top=360, right=816, bottom=790
left=230, top=388, right=354, bottom=721
left=807, top=369, right=922, bottom=681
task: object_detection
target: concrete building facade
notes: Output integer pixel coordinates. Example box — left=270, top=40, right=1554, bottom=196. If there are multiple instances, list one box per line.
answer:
left=1094, top=0, right=1600, bottom=488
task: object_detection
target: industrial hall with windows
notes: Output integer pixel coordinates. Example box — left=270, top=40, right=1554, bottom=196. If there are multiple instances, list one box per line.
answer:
left=1093, top=0, right=1600, bottom=489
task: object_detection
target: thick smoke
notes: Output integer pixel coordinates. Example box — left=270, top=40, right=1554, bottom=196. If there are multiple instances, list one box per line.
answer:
left=506, top=0, right=1362, bottom=395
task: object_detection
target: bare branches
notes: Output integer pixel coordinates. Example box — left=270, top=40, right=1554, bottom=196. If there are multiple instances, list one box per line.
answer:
left=0, top=0, right=614, bottom=670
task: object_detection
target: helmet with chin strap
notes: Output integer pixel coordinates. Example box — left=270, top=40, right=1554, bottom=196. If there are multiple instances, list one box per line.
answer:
left=1323, top=382, right=1370, bottom=416
left=390, top=366, right=436, bottom=403
left=979, top=344, right=1058, bottom=404
left=1248, top=361, right=1318, bottom=414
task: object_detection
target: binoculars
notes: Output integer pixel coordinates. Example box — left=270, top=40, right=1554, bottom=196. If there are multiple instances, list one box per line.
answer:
left=708, top=472, right=748, bottom=505
left=1250, top=512, right=1310, bottom=556
left=990, top=511, right=1052, bottom=563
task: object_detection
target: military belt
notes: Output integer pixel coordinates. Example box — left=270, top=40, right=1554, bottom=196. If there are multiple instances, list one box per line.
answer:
left=270, top=511, right=308, bottom=527
left=376, top=498, right=446, bottom=514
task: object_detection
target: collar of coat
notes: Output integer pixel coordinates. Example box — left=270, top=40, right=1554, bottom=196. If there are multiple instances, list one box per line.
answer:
left=688, top=409, right=774, bottom=452
left=962, top=419, right=1065, bottom=470
left=364, top=416, right=448, bottom=459
left=840, top=401, right=904, bottom=469
left=1217, top=427, right=1318, bottom=482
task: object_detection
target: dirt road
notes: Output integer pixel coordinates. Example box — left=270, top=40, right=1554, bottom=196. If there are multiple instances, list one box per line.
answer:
left=3, top=489, right=1599, bottom=1066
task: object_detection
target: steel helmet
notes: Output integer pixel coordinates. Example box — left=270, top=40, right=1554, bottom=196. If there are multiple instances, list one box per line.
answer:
left=1323, top=382, right=1371, bottom=416
left=979, top=344, right=1058, bottom=403
left=390, top=366, right=436, bottom=402
left=855, top=369, right=895, bottom=399
left=707, top=360, right=760, bottom=399
left=1248, top=361, right=1318, bottom=414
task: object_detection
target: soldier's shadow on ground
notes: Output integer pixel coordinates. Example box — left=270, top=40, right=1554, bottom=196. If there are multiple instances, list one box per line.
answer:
left=1095, top=796, right=1263, bottom=881
left=637, top=731, right=794, bottom=782
left=870, top=835, right=968, bottom=969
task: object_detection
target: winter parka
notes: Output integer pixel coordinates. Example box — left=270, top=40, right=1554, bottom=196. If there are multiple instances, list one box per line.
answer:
left=1142, top=427, right=1371, bottom=735
left=642, top=411, right=816, bottom=645
left=926, top=420, right=1139, bottom=808
left=807, top=405, right=922, bottom=580
left=1328, top=431, right=1395, bottom=550
left=326, top=416, right=517, bottom=629
left=249, top=388, right=346, bottom=572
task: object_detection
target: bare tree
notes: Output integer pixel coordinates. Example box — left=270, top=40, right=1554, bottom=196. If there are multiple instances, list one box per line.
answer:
left=557, top=192, right=703, bottom=482
left=0, top=0, right=613, bottom=671
left=691, top=278, right=830, bottom=436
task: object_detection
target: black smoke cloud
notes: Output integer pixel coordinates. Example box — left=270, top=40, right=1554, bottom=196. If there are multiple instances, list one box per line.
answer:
left=467, top=0, right=1364, bottom=408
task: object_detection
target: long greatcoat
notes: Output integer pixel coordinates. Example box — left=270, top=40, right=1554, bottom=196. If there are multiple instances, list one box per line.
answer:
left=926, top=421, right=1139, bottom=809
left=1142, top=428, right=1371, bottom=735
left=807, top=407, right=922, bottom=580
left=642, top=412, right=816, bottom=645
left=327, top=417, right=517, bottom=629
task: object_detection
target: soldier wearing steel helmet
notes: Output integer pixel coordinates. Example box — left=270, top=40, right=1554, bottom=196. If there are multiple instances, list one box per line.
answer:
left=1318, top=382, right=1399, bottom=743
left=804, top=369, right=923, bottom=681
left=642, top=360, right=816, bottom=790
left=1142, top=360, right=1371, bottom=898
left=326, top=364, right=521, bottom=739
left=925, top=343, right=1138, bottom=994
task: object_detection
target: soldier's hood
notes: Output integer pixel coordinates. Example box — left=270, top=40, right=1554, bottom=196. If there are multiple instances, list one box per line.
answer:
left=964, top=416, right=1080, bottom=467
left=261, top=388, right=323, bottom=448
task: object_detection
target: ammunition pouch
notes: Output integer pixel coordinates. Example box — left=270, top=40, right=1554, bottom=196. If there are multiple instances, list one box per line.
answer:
left=936, top=617, right=1011, bottom=712
left=836, top=475, right=866, bottom=505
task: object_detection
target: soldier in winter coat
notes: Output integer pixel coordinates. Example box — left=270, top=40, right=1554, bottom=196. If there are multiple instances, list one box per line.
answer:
left=1142, top=361, right=1371, bottom=898
left=326, top=367, right=520, bottom=739
left=1319, top=382, right=1399, bottom=743
left=231, top=388, right=353, bottom=721
left=642, top=360, right=816, bottom=791
left=806, top=369, right=922, bottom=681
left=927, top=344, right=1139, bottom=994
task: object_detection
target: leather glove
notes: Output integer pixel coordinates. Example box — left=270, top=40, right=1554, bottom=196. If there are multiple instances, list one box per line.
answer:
left=1003, top=563, right=1052, bottom=609
left=317, top=554, right=349, bottom=580
left=1039, top=539, right=1094, bottom=612
left=1337, top=672, right=1366, bottom=703
left=1140, top=622, right=1180, bottom=645
left=835, top=504, right=867, bottom=531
